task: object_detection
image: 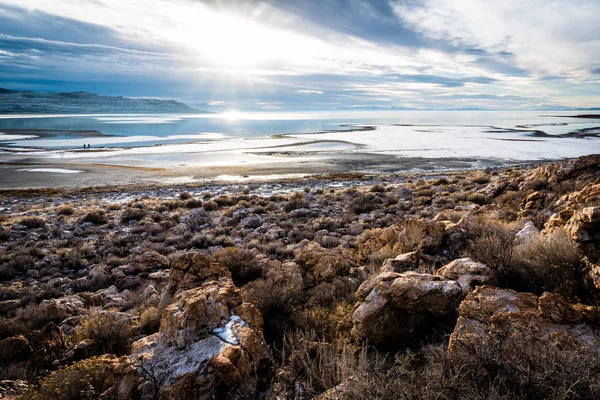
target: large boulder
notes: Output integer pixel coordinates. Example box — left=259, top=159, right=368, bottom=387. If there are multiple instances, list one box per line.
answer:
left=159, top=251, right=230, bottom=309
left=565, top=206, right=600, bottom=244
left=351, top=258, right=494, bottom=346
left=0, top=335, right=32, bottom=362
left=122, top=277, right=269, bottom=399
left=436, top=257, right=496, bottom=292
left=448, top=286, right=600, bottom=369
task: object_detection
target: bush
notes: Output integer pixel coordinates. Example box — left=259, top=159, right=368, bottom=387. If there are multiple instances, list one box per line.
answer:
left=350, top=193, right=382, bottom=214
left=179, top=191, right=192, bottom=200
left=80, top=210, right=108, bottom=225
left=467, top=215, right=516, bottom=275
left=202, top=200, right=219, bottom=211
left=21, top=356, right=116, bottom=400
left=214, top=247, right=264, bottom=286
left=121, top=208, right=147, bottom=223
left=74, top=309, right=135, bottom=356
left=139, top=306, right=161, bottom=335
left=510, top=228, right=587, bottom=300
left=18, top=217, right=45, bottom=229
left=56, top=205, right=74, bottom=216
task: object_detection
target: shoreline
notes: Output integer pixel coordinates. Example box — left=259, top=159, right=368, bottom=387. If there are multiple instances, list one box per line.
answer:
left=0, top=153, right=546, bottom=198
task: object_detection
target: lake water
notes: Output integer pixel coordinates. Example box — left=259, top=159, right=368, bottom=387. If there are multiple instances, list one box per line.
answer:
left=1, top=110, right=599, bottom=149
left=1, top=111, right=599, bottom=170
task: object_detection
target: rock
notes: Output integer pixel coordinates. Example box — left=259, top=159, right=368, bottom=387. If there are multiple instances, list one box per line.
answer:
left=0, top=380, right=29, bottom=398
left=519, top=154, right=600, bottom=190
left=352, top=257, right=494, bottom=345
left=240, top=216, right=261, bottom=229
left=477, top=177, right=508, bottom=200
left=514, top=221, right=540, bottom=244
left=448, top=286, right=600, bottom=370
left=58, top=339, right=100, bottom=365
left=565, top=206, right=600, bottom=243
left=380, top=251, right=418, bottom=273
left=135, top=251, right=170, bottom=271
left=349, top=223, right=364, bottom=236
left=181, top=209, right=212, bottom=230
left=40, top=294, right=85, bottom=316
left=0, top=335, right=32, bottom=362
left=294, top=242, right=358, bottom=283
left=436, top=257, right=496, bottom=293
left=159, top=251, right=230, bottom=310
left=123, top=277, right=269, bottom=400
left=351, top=271, right=464, bottom=345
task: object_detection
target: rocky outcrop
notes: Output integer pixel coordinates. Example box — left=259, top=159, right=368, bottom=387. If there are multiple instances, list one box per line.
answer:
left=565, top=207, right=600, bottom=244
left=435, top=258, right=496, bottom=292
left=448, top=286, right=600, bottom=369
left=0, top=335, right=32, bottom=362
left=294, top=242, right=358, bottom=283
left=519, top=154, right=600, bottom=189
left=159, top=251, right=230, bottom=309
left=380, top=252, right=418, bottom=273
left=120, top=277, right=269, bottom=399
left=351, top=258, right=494, bottom=345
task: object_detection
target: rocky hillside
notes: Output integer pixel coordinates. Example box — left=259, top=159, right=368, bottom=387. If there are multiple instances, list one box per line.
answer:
left=0, top=155, right=599, bottom=399
left=0, top=88, right=208, bottom=114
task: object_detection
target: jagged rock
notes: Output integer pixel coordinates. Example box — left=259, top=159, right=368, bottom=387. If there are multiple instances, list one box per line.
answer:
left=565, top=206, right=600, bottom=243
left=159, top=251, right=230, bottom=310
left=122, top=277, right=269, bottom=400
left=135, top=251, right=170, bottom=271
left=58, top=339, right=99, bottom=365
left=0, top=335, right=32, bottom=362
left=380, top=252, right=418, bottom=273
left=514, top=221, right=540, bottom=244
left=448, top=286, right=600, bottom=369
left=351, top=271, right=463, bottom=345
left=519, top=154, right=600, bottom=190
left=477, top=177, right=509, bottom=200
left=436, top=257, right=496, bottom=292
left=352, top=258, right=494, bottom=345
left=40, top=294, right=85, bottom=316
left=0, top=380, right=29, bottom=398
left=294, top=242, right=358, bottom=283
left=555, top=182, right=600, bottom=208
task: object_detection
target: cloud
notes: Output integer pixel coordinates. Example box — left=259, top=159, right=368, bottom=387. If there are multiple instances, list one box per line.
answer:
left=296, top=90, right=323, bottom=94
left=0, top=0, right=598, bottom=109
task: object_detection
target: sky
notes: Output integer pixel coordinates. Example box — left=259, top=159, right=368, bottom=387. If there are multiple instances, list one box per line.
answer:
left=0, top=0, right=599, bottom=111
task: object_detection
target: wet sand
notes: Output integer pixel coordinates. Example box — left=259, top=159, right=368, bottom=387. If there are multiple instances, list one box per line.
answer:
left=0, top=151, right=513, bottom=191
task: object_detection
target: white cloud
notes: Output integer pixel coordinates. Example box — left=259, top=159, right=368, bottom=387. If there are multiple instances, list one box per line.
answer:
left=393, top=0, right=600, bottom=77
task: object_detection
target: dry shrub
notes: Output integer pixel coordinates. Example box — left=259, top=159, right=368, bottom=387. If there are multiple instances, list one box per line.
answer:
left=467, top=215, right=517, bottom=275
left=80, top=210, right=108, bottom=225
left=18, top=217, right=45, bottom=229
left=275, top=330, right=366, bottom=398
left=214, top=247, right=264, bottom=286
left=139, top=306, right=161, bottom=335
left=121, top=208, right=147, bottom=223
left=350, top=192, right=382, bottom=214
left=56, top=205, right=74, bottom=216
left=74, top=309, right=135, bottom=356
left=21, top=356, right=116, bottom=400
left=202, top=200, right=219, bottom=211
left=510, top=228, right=587, bottom=300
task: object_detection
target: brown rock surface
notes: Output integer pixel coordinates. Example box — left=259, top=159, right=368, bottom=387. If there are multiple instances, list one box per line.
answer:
left=448, top=286, right=600, bottom=368
left=122, top=277, right=268, bottom=400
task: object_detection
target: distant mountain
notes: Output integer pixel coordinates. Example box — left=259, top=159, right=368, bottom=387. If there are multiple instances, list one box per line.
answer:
left=0, top=88, right=210, bottom=114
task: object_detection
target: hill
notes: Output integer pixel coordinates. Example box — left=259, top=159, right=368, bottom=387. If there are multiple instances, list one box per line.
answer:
left=0, top=88, right=208, bottom=114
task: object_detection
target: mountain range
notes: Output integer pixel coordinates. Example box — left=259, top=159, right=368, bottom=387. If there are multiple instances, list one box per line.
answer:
left=0, top=89, right=208, bottom=114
